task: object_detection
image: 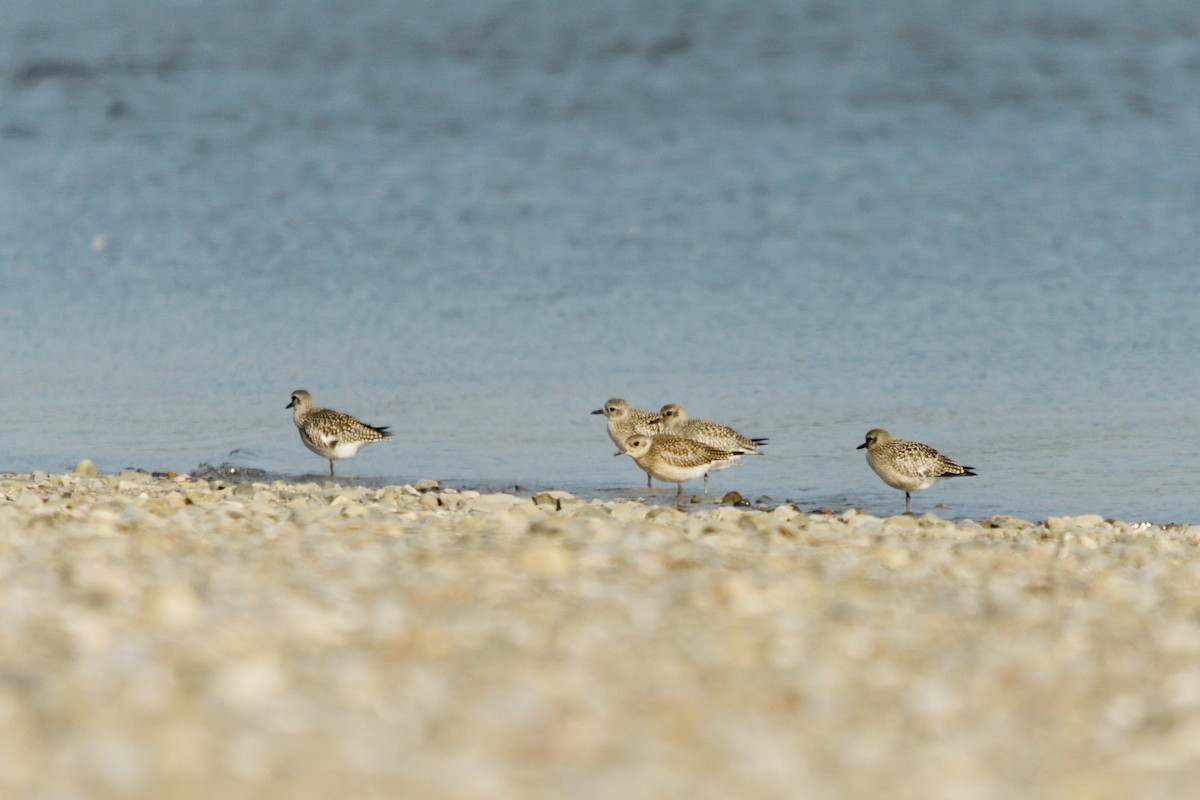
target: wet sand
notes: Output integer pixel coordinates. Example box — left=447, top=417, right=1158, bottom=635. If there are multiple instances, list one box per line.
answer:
left=2, top=468, right=1199, bottom=799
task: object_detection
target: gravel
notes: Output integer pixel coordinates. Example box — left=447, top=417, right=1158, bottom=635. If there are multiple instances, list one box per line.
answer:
left=2, top=470, right=1199, bottom=799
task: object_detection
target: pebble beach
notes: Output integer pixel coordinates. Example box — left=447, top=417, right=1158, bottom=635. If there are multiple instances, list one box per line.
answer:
left=3, top=467, right=1200, bottom=799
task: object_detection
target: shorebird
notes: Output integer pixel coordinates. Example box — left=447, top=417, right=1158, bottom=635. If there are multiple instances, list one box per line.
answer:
left=620, top=433, right=747, bottom=498
left=857, top=428, right=976, bottom=514
left=648, top=403, right=766, bottom=494
left=592, top=397, right=662, bottom=487
left=286, top=389, right=391, bottom=477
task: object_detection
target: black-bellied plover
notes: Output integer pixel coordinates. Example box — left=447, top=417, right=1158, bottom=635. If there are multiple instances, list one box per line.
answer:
left=648, top=402, right=766, bottom=494
left=620, top=433, right=747, bottom=498
left=287, top=390, right=391, bottom=477
left=857, top=428, right=976, bottom=514
left=592, top=397, right=662, bottom=487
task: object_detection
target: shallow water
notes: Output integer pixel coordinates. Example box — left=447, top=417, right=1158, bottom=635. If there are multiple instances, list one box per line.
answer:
left=3, top=1, right=1200, bottom=521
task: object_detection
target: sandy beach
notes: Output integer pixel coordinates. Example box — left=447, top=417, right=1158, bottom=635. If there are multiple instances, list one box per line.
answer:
left=1, top=467, right=1198, bottom=799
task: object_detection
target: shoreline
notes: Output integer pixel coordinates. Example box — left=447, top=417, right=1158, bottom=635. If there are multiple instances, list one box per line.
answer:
left=3, top=469, right=1199, bottom=798
left=17, top=463, right=1197, bottom=526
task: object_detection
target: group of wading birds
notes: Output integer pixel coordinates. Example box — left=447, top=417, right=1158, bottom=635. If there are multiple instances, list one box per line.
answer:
left=287, top=390, right=977, bottom=515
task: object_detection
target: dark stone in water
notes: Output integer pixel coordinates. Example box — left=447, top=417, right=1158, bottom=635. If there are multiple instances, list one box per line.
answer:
left=720, top=491, right=750, bottom=506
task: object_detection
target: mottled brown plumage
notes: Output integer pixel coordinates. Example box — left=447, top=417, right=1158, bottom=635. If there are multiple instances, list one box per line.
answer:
left=287, top=390, right=390, bottom=477
left=650, top=402, right=767, bottom=452
left=858, top=428, right=975, bottom=514
left=621, top=433, right=746, bottom=498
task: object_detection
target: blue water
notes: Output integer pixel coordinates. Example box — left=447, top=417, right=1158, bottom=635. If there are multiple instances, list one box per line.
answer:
left=3, top=1, right=1200, bottom=521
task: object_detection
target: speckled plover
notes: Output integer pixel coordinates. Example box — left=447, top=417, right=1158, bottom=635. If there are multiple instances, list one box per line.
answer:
left=593, top=397, right=663, bottom=487
left=287, top=389, right=391, bottom=477
left=620, top=433, right=747, bottom=498
left=857, top=428, right=975, bottom=514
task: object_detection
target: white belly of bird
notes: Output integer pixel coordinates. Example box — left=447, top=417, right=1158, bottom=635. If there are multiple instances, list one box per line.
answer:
left=871, top=461, right=944, bottom=492
left=304, top=435, right=368, bottom=461
left=326, top=440, right=368, bottom=460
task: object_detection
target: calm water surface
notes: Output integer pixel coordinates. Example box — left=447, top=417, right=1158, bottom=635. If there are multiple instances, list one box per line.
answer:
left=2, top=1, right=1199, bottom=521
